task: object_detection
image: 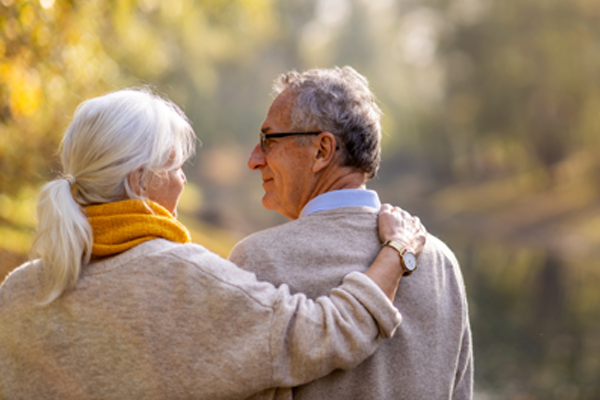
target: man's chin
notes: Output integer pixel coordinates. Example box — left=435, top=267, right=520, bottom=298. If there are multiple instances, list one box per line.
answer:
left=262, top=197, right=299, bottom=220
left=261, top=196, right=276, bottom=211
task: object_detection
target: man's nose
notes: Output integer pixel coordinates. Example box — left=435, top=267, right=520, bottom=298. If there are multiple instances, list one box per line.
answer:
left=248, top=144, right=266, bottom=170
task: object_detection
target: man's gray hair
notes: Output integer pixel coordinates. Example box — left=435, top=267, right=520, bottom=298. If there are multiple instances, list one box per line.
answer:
left=273, top=66, right=382, bottom=179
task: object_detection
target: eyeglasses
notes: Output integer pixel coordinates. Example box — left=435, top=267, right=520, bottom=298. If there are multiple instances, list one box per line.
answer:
left=259, top=131, right=322, bottom=151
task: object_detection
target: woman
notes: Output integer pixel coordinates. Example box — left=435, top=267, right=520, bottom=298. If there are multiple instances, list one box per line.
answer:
left=0, top=89, right=426, bottom=399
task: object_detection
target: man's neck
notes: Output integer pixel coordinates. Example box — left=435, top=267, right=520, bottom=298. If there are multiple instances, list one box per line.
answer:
left=311, top=168, right=367, bottom=197
left=288, top=168, right=367, bottom=220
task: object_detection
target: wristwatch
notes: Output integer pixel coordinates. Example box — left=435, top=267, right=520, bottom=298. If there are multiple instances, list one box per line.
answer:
left=381, top=240, right=417, bottom=276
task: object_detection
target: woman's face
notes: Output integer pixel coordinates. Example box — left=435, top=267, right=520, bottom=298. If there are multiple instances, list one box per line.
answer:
left=144, top=166, right=187, bottom=217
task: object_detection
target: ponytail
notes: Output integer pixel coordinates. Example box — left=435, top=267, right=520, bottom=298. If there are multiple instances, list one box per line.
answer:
left=31, top=177, right=93, bottom=305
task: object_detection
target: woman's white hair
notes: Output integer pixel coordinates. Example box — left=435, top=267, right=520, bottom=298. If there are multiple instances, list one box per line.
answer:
left=31, top=88, right=196, bottom=305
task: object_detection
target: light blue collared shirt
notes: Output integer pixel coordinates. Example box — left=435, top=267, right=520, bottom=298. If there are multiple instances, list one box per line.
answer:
left=299, top=189, right=381, bottom=218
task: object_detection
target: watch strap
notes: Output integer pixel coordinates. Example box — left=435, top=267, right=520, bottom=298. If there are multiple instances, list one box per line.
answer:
left=381, top=240, right=411, bottom=275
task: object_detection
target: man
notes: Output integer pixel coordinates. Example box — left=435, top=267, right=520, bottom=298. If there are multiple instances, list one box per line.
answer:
left=229, top=66, right=473, bottom=399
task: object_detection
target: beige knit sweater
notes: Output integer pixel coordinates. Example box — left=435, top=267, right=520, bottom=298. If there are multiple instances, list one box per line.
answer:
left=0, top=239, right=402, bottom=399
left=230, top=206, right=473, bottom=399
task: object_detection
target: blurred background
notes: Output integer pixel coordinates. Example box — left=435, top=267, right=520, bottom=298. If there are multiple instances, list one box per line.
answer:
left=1, top=0, right=599, bottom=398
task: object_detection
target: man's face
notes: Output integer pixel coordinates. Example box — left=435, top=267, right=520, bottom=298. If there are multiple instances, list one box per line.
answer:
left=247, top=91, right=317, bottom=220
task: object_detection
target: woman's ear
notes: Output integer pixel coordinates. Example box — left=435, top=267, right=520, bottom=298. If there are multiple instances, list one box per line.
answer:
left=312, top=132, right=338, bottom=173
left=128, top=167, right=145, bottom=196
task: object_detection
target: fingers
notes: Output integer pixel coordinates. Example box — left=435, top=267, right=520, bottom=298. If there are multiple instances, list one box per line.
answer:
left=410, top=214, right=427, bottom=256
left=380, top=203, right=394, bottom=214
left=415, top=226, right=427, bottom=256
left=378, top=204, right=403, bottom=243
left=378, top=204, right=411, bottom=243
left=377, top=203, right=428, bottom=256
left=413, top=215, right=420, bottom=229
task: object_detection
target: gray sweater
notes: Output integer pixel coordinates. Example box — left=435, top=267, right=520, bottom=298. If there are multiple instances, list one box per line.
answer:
left=0, top=239, right=402, bottom=399
left=230, top=206, right=473, bottom=399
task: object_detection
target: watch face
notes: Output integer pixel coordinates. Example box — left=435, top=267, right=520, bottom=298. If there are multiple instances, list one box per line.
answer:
left=404, top=253, right=417, bottom=271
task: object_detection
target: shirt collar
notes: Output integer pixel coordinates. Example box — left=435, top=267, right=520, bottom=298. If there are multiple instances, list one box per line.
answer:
left=299, top=189, right=381, bottom=218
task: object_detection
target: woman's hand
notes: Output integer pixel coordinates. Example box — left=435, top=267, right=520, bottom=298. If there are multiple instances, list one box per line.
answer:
left=378, top=204, right=427, bottom=256
left=364, top=205, right=427, bottom=301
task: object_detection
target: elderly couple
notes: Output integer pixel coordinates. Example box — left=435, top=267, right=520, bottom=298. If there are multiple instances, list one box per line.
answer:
left=0, top=67, right=473, bottom=399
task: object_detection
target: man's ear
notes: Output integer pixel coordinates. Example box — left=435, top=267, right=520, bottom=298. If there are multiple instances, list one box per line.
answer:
left=312, top=132, right=337, bottom=173
left=128, top=167, right=145, bottom=196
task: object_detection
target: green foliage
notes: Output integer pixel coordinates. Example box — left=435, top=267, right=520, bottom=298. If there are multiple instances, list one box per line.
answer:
left=0, top=0, right=276, bottom=196
left=0, top=0, right=277, bottom=263
left=435, top=0, right=600, bottom=179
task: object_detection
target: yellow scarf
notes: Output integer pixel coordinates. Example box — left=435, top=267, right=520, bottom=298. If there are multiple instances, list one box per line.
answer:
left=86, top=199, right=191, bottom=258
